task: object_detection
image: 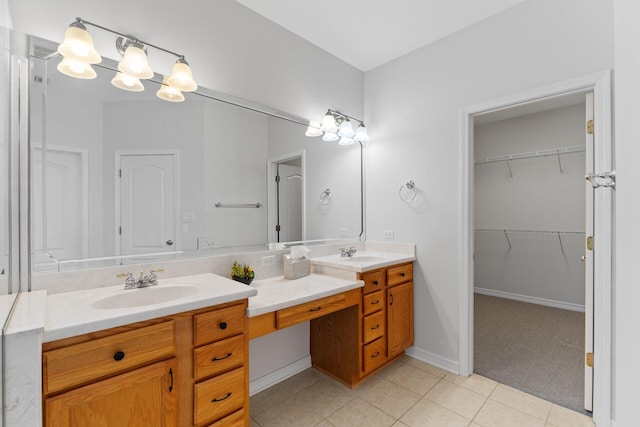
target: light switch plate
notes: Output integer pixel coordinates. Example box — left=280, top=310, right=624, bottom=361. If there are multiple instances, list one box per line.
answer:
left=383, top=230, right=394, bottom=239
left=339, top=227, right=348, bottom=237
left=262, top=255, right=276, bottom=267
left=198, top=238, right=216, bottom=249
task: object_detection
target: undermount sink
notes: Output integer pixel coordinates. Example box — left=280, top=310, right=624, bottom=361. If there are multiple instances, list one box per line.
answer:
left=91, top=285, right=199, bottom=309
left=341, top=255, right=387, bottom=263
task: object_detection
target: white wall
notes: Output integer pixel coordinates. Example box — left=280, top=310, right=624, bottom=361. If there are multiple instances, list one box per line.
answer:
left=613, top=1, right=640, bottom=424
left=474, top=104, right=586, bottom=309
left=364, top=0, right=612, bottom=369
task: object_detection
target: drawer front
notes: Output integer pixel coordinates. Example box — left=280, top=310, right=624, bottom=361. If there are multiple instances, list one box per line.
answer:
left=194, top=334, right=245, bottom=381
left=43, top=321, right=175, bottom=394
left=277, top=292, right=347, bottom=329
left=363, top=291, right=384, bottom=316
left=387, top=263, right=413, bottom=287
left=194, top=367, right=245, bottom=425
left=363, top=337, right=387, bottom=374
left=194, top=304, right=245, bottom=347
left=361, top=269, right=386, bottom=294
left=363, top=310, right=385, bottom=344
left=207, top=408, right=245, bottom=427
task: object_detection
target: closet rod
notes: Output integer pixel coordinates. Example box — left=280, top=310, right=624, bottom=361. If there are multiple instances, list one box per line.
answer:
left=474, top=228, right=584, bottom=235
left=474, top=145, right=585, bottom=165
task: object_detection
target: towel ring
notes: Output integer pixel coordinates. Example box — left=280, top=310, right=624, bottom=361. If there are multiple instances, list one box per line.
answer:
left=399, top=180, right=417, bottom=202
left=320, top=188, right=331, bottom=205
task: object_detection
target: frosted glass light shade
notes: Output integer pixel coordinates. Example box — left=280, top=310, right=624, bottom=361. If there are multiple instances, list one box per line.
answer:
left=167, top=58, right=197, bottom=92
left=156, top=76, right=184, bottom=102
left=321, top=111, right=338, bottom=132
left=58, top=24, right=101, bottom=64
left=339, top=136, right=355, bottom=145
left=57, top=57, right=97, bottom=79
left=305, top=121, right=323, bottom=137
left=118, top=45, right=154, bottom=79
left=322, top=132, right=339, bottom=142
left=354, top=123, right=369, bottom=142
left=338, top=119, right=355, bottom=138
left=111, top=72, right=144, bottom=92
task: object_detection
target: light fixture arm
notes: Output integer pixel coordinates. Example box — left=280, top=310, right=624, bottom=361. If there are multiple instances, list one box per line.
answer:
left=75, top=17, right=186, bottom=60
left=327, top=109, right=364, bottom=126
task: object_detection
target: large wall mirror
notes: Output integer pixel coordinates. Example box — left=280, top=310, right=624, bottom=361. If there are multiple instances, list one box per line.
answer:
left=29, top=37, right=363, bottom=273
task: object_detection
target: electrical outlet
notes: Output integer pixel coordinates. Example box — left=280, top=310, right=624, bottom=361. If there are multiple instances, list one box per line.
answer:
left=262, top=255, right=276, bottom=267
left=198, top=238, right=216, bottom=249
left=339, top=227, right=348, bottom=237
left=383, top=230, right=394, bottom=240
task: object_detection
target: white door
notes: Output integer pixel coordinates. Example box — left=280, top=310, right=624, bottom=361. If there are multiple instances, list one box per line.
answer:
left=118, top=153, right=177, bottom=257
left=32, top=147, right=87, bottom=269
left=277, top=164, right=302, bottom=242
left=584, top=93, right=594, bottom=412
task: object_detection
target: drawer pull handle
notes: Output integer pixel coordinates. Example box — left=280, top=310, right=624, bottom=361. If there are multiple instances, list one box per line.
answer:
left=371, top=351, right=380, bottom=358
left=113, top=351, right=125, bottom=361
left=211, top=392, right=232, bottom=403
left=371, top=300, right=380, bottom=305
left=371, top=324, right=380, bottom=330
left=219, top=322, right=228, bottom=330
left=169, top=368, right=174, bottom=392
left=212, top=352, right=233, bottom=362
left=309, top=306, right=322, bottom=312
left=372, top=280, right=378, bottom=285
left=400, top=272, right=405, bottom=277
left=390, top=294, right=394, bottom=306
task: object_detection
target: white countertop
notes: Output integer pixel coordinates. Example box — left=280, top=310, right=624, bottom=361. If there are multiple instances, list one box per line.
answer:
left=310, top=251, right=416, bottom=273
left=44, top=273, right=257, bottom=342
left=247, top=273, right=363, bottom=317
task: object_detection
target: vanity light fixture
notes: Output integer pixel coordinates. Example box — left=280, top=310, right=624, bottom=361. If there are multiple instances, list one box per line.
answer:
left=57, top=17, right=197, bottom=101
left=307, top=109, right=369, bottom=143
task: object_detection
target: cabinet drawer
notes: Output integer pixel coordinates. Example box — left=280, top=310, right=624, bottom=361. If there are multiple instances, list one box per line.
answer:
left=194, top=367, right=245, bottom=425
left=363, top=310, right=385, bottom=344
left=387, top=263, right=413, bottom=287
left=194, top=304, right=245, bottom=347
left=363, top=337, right=387, bottom=374
left=277, top=292, right=347, bottom=329
left=194, top=334, right=245, bottom=381
left=363, top=291, right=384, bottom=316
left=207, top=408, right=245, bottom=427
left=43, top=321, right=175, bottom=394
left=361, top=269, right=386, bottom=294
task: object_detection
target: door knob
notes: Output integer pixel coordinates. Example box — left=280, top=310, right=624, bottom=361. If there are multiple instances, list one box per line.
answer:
left=166, top=240, right=174, bottom=246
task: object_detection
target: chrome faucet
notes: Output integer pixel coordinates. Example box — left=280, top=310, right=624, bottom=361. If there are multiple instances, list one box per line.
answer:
left=339, top=247, right=357, bottom=257
left=117, top=269, right=164, bottom=289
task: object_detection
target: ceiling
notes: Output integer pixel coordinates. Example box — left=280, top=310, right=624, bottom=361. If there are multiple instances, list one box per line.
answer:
left=235, top=0, right=527, bottom=72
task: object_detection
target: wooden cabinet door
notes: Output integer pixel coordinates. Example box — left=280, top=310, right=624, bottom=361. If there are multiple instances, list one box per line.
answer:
left=387, top=282, right=414, bottom=358
left=45, top=359, right=177, bottom=427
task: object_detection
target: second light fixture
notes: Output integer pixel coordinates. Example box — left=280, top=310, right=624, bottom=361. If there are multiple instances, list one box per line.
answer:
left=306, top=109, right=369, bottom=144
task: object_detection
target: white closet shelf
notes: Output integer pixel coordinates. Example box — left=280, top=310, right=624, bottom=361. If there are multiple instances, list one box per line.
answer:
left=474, top=145, right=585, bottom=165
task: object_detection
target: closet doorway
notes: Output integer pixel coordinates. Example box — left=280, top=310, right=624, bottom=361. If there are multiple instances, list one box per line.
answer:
left=459, top=71, right=612, bottom=426
left=472, top=94, right=590, bottom=413
left=267, top=151, right=305, bottom=244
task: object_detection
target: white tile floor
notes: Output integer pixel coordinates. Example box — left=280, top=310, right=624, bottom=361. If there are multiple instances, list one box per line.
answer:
left=249, top=356, right=594, bottom=427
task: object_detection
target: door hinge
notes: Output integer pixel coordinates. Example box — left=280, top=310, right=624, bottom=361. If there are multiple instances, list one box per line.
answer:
left=275, top=225, right=281, bottom=232
left=587, top=119, right=594, bottom=135
left=275, top=175, right=280, bottom=183
left=586, top=236, right=593, bottom=251
left=586, top=352, right=594, bottom=368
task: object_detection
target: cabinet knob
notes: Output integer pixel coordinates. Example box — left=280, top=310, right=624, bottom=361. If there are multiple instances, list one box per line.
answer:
left=219, top=322, right=227, bottom=330
left=400, top=272, right=405, bottom=277
left=372, top=280, right=378, bottom=285
left=113, top=351, right=125, bottom=361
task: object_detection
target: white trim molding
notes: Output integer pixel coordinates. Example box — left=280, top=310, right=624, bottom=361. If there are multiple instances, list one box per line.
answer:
left=405, top=346, right=459, bottom=374
left=459, top=70, right=612, bottom=426
left=474, top=287, right=585, bottom=313
left=249, top=355, right=311, bottom=396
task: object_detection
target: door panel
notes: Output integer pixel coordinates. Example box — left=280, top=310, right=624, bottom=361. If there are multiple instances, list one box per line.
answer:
left=584, top=93, right=594, bottom=412
left=277, top=164, right=302, bottom=242
left=119, top=154, right=176, bottom=257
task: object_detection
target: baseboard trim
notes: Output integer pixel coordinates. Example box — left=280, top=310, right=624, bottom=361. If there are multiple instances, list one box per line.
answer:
left=249, top=355, right=312, bottom=396
left=405, top=346, right=459, bottom=374
left=474, top=287, right=585, bottom=313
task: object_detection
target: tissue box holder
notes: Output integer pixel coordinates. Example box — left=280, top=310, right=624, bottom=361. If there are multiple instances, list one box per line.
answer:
left=283, top=255, right=310, bottom=280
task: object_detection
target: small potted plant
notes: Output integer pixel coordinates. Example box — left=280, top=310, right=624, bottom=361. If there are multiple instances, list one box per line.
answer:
left=231, top=261, right=255, bottom=285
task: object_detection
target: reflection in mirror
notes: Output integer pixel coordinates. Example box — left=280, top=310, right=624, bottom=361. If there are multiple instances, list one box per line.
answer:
left=29, top=37, right=363, bottom=273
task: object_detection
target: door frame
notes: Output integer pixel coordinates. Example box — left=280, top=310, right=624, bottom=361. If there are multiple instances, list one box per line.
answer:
left=459, top=70, right=611, bottom=425
left=267, top=150, right=306, bottom=245
left=114, top=149, right=181, bottom=257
